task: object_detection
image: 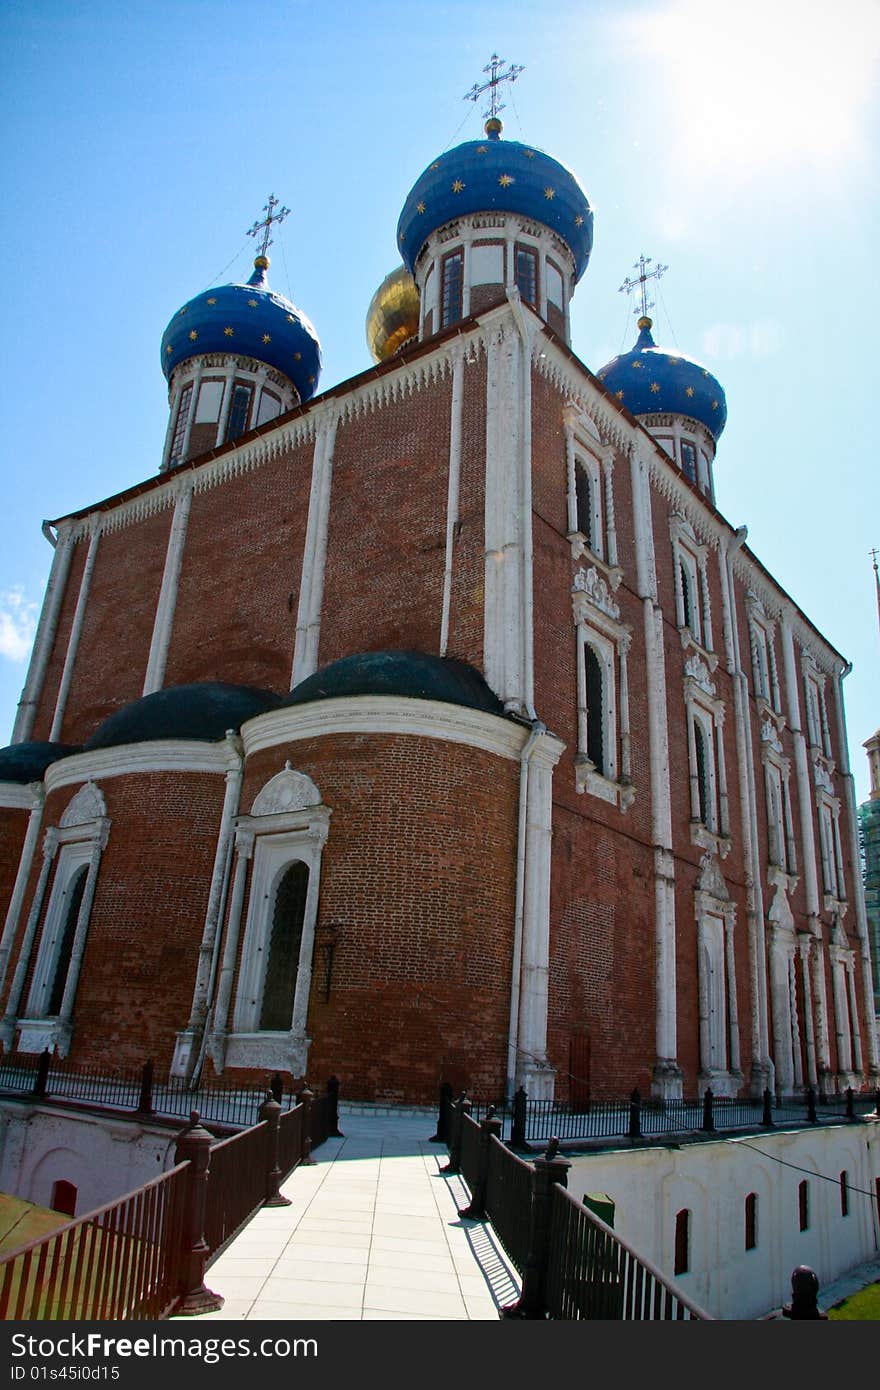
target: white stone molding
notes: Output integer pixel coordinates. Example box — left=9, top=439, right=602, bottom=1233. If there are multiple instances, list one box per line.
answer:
left=797, top=934, right=818, bottom=1088
left=0, top=788, right=45, bottom=995
left=828, top=942, right=855, bottom=1079
left=290, top=409, right=340, bottom=687
left=695, top=853, right=741, bottom=1094
left=44, top=740, right=237, bottom=794
left=780, top=620, right=821, bottom=923
left=251, top=763, right=322, bottom=816
left=746, top=591, right=783, bottom=715
left=563, top=407, right=622, bottom=579
left=670, top=512, right=715, bottom=660
left=719, top=531, right=772, bottom=1092
left=49, top=518, right=102, bottom=744
left=59, top=782, right=106, bottom=828
left=207, top=826, right=255, bottom=1070
left=572, top=573, right=634, bottom=810
left=628, top=443, right=680, bottom=1095
left=439, top=344, right=465, bottom=657
left=0, top=783, right=41, bottom=811
left=12, top=526, right=75, bottom=745
left=683, top=660, right=730, bottom=855
left=143, top=474, right=194, bottom=695
left=241, top=695, right=563, bottom=771
left=767, top=885, right=798, bottom=1092
left=484, top=315, right=528, bottom=713
left=760, top=732, right=797, bottom=879
left=810, top=942, right=833, bottom=1085
left=573, top=566, right=620, bottom=621
left=514, top=743, right=563, bottom=1098
left=0, top=829, right=59, bottom=1047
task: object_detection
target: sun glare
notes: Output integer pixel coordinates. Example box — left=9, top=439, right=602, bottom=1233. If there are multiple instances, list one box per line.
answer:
left=619, top=0, right=880, bottom=180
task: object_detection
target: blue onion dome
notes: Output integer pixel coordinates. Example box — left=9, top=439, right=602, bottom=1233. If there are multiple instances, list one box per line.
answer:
left=282, top=651, right=505, bottom=715
left=597, top=317, right=727, bottom=441
left=0, top=741, right=80, bottom=784
left=160, top=256, right=322, bottom=404
left=397, top=118, right=593, bottom=281
left=84, top=683, right=282, bottom=750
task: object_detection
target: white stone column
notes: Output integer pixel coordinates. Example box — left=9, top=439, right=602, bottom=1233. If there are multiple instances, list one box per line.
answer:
left=724, top=911, right=742, bottom=1076
left=49, top=518, right=102, bottom=744
left=440, top=346, right=464, bottom=656
left=185, top=740, right=243, bottom=1040
left=209, top=828, right=255, bottom=1054
left=143, top=476, right=194, bottom=695
left=618, top=634, right=632, bottom=785
left=601, top=452, right=618, bottom=567
left=715, top=711, right=730, bottom=836
left=0, top=829, right=58, bottom=1043
left=483, top=317, right=526, bottom=712
left=830, top=950, right=853, bottom=1075
left=215, top=365, right=236, bottom=447
left=789, top=956, right=803, bottom=1088
left=515, top=739, right=563, bottom=1099
left=769, top=932, right=794, bottom=1092
left=0, top=789, right=45, bottom=996
left=811, top=946, right=833, bottom=1083
left=845, top=957, right=864, bottom=1076
left=697, top=928, right=711, bottom=1075
left=179, top=363, right=203, bottom=461
left=291, top=412, right=339, bottom=688
left=12, top=528, right=75, bottom=745
left=798, top=936, right=818, bottom=1087
left=630, top=443, right=680, bottom=1095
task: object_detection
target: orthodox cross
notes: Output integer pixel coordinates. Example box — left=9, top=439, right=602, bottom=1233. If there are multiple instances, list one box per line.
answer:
left=872, top=548, right=880, bottom=642
left=247, top=195, right=290, bottom=258
left=464, top=53, right=524, bottom=122
left=619, top=254, right=669, bottom=320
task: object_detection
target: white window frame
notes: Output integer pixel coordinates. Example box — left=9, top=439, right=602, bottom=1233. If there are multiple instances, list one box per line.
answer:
left=670, top=514, right=715, bottom=660
left=572, top=567, right=634, bottom=811
left=816, top=790, right=846, bottom=909
left=759, top=721, right=797, bottom=884
left=564, top=407, right=620, bottom=582
left=684, top=657, right=730, bottom=856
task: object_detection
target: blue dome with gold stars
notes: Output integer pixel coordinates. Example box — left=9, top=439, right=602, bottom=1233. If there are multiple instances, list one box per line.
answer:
left=597, top=318, right=727, bottom=440
left=160, top=257, right=322, bottom=404
left=397, top=120, right=593, bottom=282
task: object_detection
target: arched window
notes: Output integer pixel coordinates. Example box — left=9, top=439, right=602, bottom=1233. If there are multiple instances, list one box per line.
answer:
left=584, top=644, right=605, bottom=775
left=744, top=1192, right=757, bottom=1250
left=839, top=1171, right=849, bottom=1217
left=47, top=865, right=88, bottom=1016
left=441, top=250, right=463, bottom=328
left=674, top=1209, right=690, bottom=1275
left=798, top=1179, right=809, bottom=1231
left=694, top=721, right=711, bottom=828
left=259, top=862, right=310, bottom=1031
left=680, top=561, right=695, bottom=633
left=575, top=468, right=594, bottom=549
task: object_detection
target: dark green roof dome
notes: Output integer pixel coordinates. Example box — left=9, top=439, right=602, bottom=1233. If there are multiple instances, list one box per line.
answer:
left=84, top=683, right=281, bottom=750
left=0, top=741, right=80, bottom=785
left=282, top=651, right=504, bottom=714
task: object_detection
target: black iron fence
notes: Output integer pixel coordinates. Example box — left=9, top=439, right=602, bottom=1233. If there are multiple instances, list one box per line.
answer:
left=0, top=1053, right=302, bottom=1130
left=436, top=1081, right=879, bottom=1149
left=441, top=1100, right=709, bottom=1320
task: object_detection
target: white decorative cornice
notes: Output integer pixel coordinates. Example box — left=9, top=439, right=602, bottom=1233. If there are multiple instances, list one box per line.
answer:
left=44, top=739, right=235, bottom=793
left=684, top=654, right=717, bottom=697
left=572, top=565, right=620, bottom=620
left=242, top=696, right=565, bottom=770
left=0, top=783, right=41, bottom=811
left=760, top=719, right=784, bottom=756
left=251, top=762, right=322, bottom=816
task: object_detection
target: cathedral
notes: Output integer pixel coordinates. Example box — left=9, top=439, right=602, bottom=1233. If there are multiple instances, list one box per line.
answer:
left=0, top=77, right=877, bottom=1110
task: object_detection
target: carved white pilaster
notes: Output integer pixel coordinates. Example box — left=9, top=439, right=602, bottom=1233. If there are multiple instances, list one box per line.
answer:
left=798, top=935, right=818, bottom=1087
left=143, top=474, right=194, bottom=695
left=12, top=528, right=75, bottom=745
left=484, top=319, right=527, bottom=712
left=49, top=517, right=102, bottom=743
left=0, top=828, right=59, bottom=1044
left=0, top=788, right=45, bottom=995
left=291, top=411, right=340, bottom=687
left=440, top=345, right=465, bottom=656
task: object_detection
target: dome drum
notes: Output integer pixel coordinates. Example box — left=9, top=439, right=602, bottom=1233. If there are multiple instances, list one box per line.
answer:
left=161, top=354, right=299, bottom=471
left=414, top=214, right=576, bottom=345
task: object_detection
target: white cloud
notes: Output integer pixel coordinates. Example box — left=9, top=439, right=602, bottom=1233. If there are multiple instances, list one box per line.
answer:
left=0, top=589, right=38, bottom=663
left=702, top=319, right=782, bottom=359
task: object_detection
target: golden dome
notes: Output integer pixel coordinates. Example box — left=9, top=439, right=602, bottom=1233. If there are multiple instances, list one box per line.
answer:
left=366, top=265, right=420, bottom=363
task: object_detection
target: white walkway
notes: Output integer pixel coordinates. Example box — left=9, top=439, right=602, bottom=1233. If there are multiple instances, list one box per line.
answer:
left=188, top=1109, right=520, bottom=1321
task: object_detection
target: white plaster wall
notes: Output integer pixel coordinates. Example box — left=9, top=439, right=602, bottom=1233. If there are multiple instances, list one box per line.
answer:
left=0, top=1105, right=180, bottom=1217
left=567, top=1122, right=880, bottom=1319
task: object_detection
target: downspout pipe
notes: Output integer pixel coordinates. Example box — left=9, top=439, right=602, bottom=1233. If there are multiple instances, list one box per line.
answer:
left=507, top=287, right=537, bottom=721
left=506, top=718, right=545, bottom=1098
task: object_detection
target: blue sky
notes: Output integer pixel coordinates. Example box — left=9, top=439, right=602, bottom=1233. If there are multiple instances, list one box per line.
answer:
left=1, top=0, right=878, bottom=801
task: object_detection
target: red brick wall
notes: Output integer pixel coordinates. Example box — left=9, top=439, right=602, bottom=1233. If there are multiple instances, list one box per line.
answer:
left=0, top=807, right=29, bottom=947
left=223, top=732, right=520, bottom=1103
left=30, top=539, right=89, bottom=744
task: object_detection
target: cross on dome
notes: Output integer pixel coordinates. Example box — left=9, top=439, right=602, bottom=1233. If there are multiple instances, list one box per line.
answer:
left=619, top=253, right=669, bottom=322
left=247, top=194, right=291, bottom=260
left=463, top=52, right=524, bottom=126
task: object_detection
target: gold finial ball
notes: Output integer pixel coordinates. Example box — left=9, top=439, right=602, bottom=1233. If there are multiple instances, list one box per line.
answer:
left=638, top=315, right=653, bottom=330
left=366, top=265, right=420, bottom=363
left=484, top=116, right=503, bottom=137
left=254, top=255, right=270, bottom=270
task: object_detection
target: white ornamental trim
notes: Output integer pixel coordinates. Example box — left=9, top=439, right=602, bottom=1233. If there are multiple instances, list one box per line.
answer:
left=0, top=783, right=41, bottom=811
left=44, top=740, right=235, bottom=793
left=242, top=695, right=565, bottom=769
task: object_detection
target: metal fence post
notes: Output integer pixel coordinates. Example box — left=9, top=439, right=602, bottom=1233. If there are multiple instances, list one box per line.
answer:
left=430, top=1081, right=453, bottom=1143
left=135, top=1060, right=154, bottom=1116
left=326, top=1074, right=343, bottom=1136
left=259, top=1092, right=292, bottom=1208
left=33, top=1049, right=51, bottom=1099
left=440, top=1093, right=470, bottom=1174
left=628, top=1088, right=641, bottom=1140
left=782, top=1265, right=827, bottom=1320
left=459, top=1108, right=502, bottom=1219
left=845, top=1086, right=854, bottom=1121
left=299, top=1085, right=315, bottom=1165
left=806, top=1086, right=817, bottom=1123
left=269, top=1072, right=283, bottom=1104
left=762, top=1088, right=774, bottom=1127
left=173, top=1111, right=223, bottom=1315
left=504, top=1138, right=571, bottom=1319
left=702, top=1088, right=715, bottom=1133
left=510, top=1086, right=528, bottom=1150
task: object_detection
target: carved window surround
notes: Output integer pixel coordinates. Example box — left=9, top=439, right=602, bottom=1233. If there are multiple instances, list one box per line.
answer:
left=212, top=764, right=331, bottom=1078
left=564, top=406, right=622, bottom=583
left=760, top=719, right=797, bottom=879
left=670, top=513, right=715, bottom=659
left=746, top=591, right=783, bottom=716
left=694, top=853, right=742, bottom=1095
left=572, top=567, right=634, bottom=811
left=684, top=657, right=730, bottom=857
left=816, top=786, right=846, bottom=911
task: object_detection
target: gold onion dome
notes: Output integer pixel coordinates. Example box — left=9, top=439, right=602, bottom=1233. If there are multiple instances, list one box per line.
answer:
left=366, top=265, right=420, bottom=363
